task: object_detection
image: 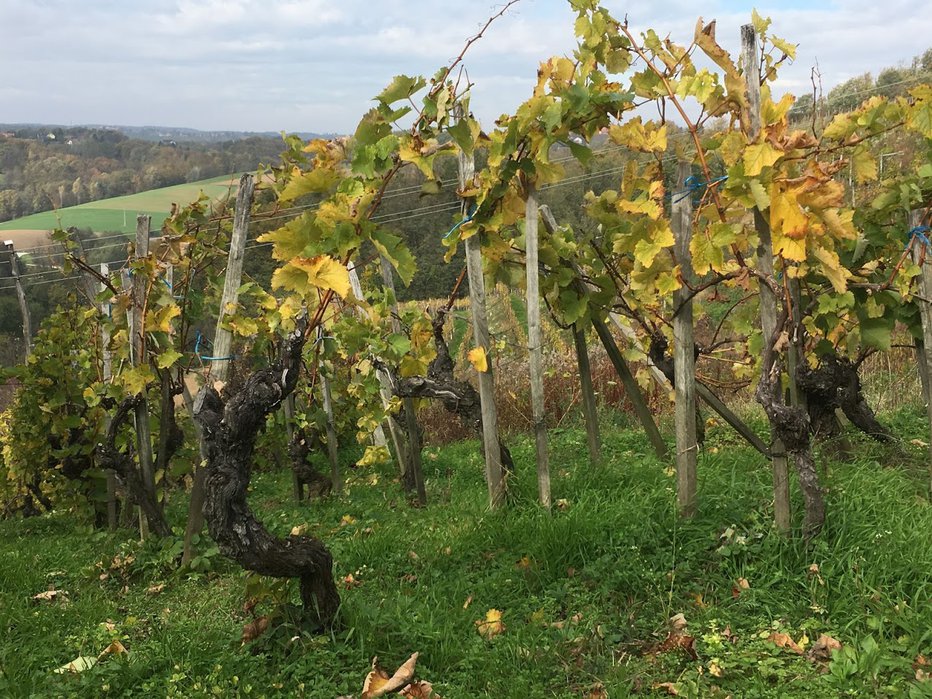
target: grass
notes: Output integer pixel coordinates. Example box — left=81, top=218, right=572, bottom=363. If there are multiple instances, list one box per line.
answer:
left=1, top=416, right=931, bottom=698
left=0, top=176, right=240, bottom=234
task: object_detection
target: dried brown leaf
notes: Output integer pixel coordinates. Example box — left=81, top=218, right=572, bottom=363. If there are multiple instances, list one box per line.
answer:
left=400, top=680, right=440, bottom=698
left=362, top=653, right=419, bottom=698
left=32, top=589, right=68, bottom=603
left=767, top=632, right=803, bottom=654
left=240, top=615, right=270, bottom=645
left=653, top=682, right=681, bottom=696
left=807, top=634, right=842, bottom=662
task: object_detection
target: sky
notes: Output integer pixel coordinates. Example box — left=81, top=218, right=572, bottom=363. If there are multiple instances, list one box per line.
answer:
left=1, top=0, right=929, bottom=135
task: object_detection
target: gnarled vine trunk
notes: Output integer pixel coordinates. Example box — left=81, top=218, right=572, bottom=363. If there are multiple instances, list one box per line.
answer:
left=756, top=375, right=825, bottom=539
left=95, top=398, right=172, bottom=538
left=193, top=323, right=340, bottom=630
left=797, top=353, right=893, bottom=443
left=394, top=309, right=515, bottom=473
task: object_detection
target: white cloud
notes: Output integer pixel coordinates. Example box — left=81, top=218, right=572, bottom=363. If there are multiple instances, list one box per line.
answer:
left=0, top=0, right=929, bottom=132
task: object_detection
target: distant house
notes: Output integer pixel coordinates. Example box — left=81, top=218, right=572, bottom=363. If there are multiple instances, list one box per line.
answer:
left=0, top=131, right=13, bottom=139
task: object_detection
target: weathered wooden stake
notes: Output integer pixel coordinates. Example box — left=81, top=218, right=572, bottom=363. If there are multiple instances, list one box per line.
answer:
left=538, top=206, right=602, bottom=463
left=320, top=371, right=341, bottom=494
left=592, top=317, right=668, bottom=459
left=380, top=256, right=426, bottom=505
left=458, top=126, right=505, bottom=509
left=525, top=186, right=551, bottom=508
left=131, top=216, right=156, bottom=537
left=212, top=173, right=255, bottom=383
left=348, top=263, right=400, bottom=463
left=909, top=209, right=932, bottom=495
left=99, top=263, right=118, bottom=531
left=3, top=241, right=32, bottom=359
left=743, top=24, right=791, bottom=533
left=573, top=323, right=602, bottom=464
left=671, top=161, right=698, bottom=516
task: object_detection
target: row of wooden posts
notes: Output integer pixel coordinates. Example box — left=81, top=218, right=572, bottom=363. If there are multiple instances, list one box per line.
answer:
left=4, top=22, right=931, bottom=535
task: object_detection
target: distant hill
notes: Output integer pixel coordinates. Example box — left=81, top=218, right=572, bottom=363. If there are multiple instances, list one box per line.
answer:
left=0, top=123, right=335, bottom=144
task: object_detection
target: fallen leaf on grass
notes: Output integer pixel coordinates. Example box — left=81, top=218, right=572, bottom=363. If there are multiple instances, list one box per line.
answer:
left=343, top=574, right=362, bottom=589
left=146, top=583, right=165, bottom=596
left=291, top=524, right=308, bottom=536
left=767, top=632, right=803, bottom=654
left=240, top=615, right=270, bottom=645
left=99, top=640, right=128, bottom=659
left=913, top=654, right=928, bottom=682
left=708, top=659, right=723, bottom=677
left=653, top=682, right=681, bottom=696
left=669, top=613, right=688, bottom=632
left=32, top=589, right=68, bottom=603
left=807, top=634, right=842, bottom=662
left=475, top=609, right=505, bottom=639
left=362, top=653, right=418, bottom=698
left=587, top=683, right=608, bottom=698
left=400, top=680, right=439, bottom=698
left=462, top=594, right=473, bottom=610
left=731, top=577, right=750, bottom=598
left=53, top=656, right=97, bottom=674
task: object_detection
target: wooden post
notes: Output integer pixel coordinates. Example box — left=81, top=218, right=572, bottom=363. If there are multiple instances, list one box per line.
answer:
left=458, top=126, right=505, bottom=509
left=283, top=395, right=303, bottom=501
left=743, top=24, right=791, bottom=532
left=539, top=206, right=666, bottom=461
left=3, top=241, right=33, bottom=358
left=909, top=209, right=932, bottom=495
left=538, top=206, right=601, bottom=463
left=672, top=161, right=698, bottom=516
left=572, top=323, right=602, bottom=464
left=592, top=317, right=668, bottom=459
left=99, top=263, right=118, bottom=531
left=180, top=383, right=210, bottom=566
left=348, top=263, right=400, bottom=462
left=525, top=185, right=550, bottom=508
left=68, top=228, right=101, bottom=301
left=320, top=371, right=341, bottom=494
left=132, top=216, right=156, bottom=536
left=212, top=173, right=255, bottom=383
left=380, top=256, right=426, bottom=505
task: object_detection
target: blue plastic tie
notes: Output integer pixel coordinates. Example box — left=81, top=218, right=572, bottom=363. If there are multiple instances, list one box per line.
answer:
left=907, top=225, right=931, bottom=250
left=194, top=329, right=235, bottom=362
left=671, top=175, right=728, bottom=204
left=444, top=206, right=477, bottom=240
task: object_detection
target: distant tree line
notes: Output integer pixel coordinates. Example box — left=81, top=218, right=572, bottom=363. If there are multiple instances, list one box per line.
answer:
left=791, top=47, right=932, bottom=119
left=0, top=127, right=284, bottom=222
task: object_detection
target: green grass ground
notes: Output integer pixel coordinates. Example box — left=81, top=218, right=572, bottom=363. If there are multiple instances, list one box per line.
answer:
left=1, top=415, right=931, bottom=698
left=0, top=176, right=239, bottom=234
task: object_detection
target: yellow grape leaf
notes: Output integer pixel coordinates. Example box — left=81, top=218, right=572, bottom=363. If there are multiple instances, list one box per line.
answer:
left=743, top=142, right=783, bottom=177
left=850, top=147, right=877, bottom=183
left=467, top=346, right=488, bottom=373
left=608, top=117, right=668, bottom=153
left=770, top=188, right=809, bottom=240
left=272, top=255, right=350, bottom=298
left=476, top=609, right=505, bottom=639
left=357, top=445, right=391, bottom=467
left=812, top=245, right=848, bottom=292
left=633, top=223, right=674, bottom=267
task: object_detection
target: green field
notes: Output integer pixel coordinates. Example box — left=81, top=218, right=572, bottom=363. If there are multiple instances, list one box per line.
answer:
left=1, top=414, right=931, bottom=697
left=0, top=176, right=241, bottom=234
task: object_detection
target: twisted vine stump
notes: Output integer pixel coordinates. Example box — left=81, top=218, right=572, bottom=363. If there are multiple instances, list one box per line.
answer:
left=193, top=325, right=339, bottom=629
left=798, top=353, right=893, bottom=445
left=289, top=426, right=333, bottom=500
left=96, top=398, right=171, bottom=539
left=395, top=309, right=516, bottom=473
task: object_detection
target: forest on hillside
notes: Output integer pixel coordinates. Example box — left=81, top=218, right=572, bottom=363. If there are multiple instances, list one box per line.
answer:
left=0, top=127, right=285, bottom=223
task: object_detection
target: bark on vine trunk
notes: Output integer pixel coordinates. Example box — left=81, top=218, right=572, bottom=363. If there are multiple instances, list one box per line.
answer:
left=95, top=398, right=172, bottom=538
left=193, top=323, right=340, bottom=629
left=797, top=353, right=893, bottom=443
left=756, top=376, right=825, bottom=539
left=394, top=309, right=515, bottom=473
